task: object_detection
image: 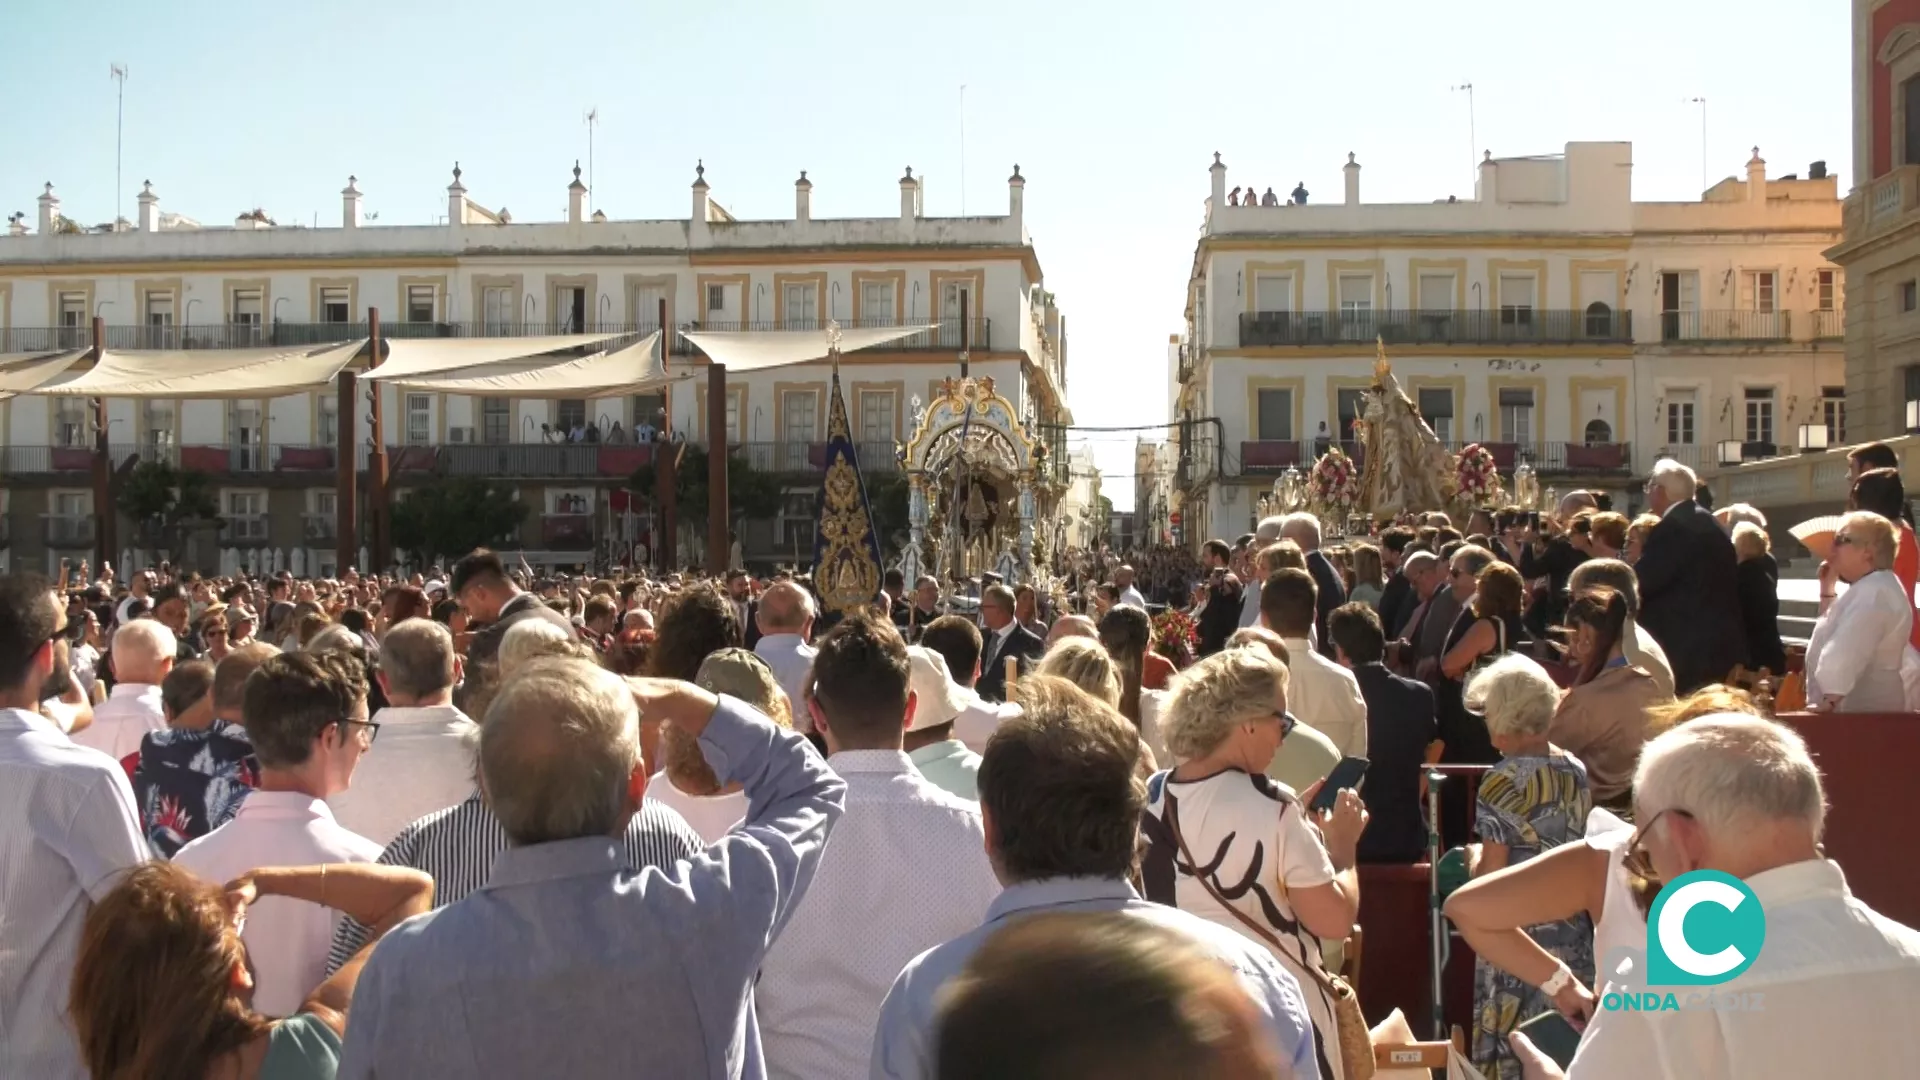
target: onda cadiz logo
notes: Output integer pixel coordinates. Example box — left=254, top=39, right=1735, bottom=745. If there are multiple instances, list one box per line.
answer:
left=1645, top=870, right=1768, bottom=986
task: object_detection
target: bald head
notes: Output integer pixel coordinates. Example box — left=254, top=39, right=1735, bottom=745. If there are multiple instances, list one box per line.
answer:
left=757, top=581, right=816, bottom=636
left=481, top=657, right=640, bottom=846
left=212, top=642, right=279, bottom=720
left=1558, top=490, right=1599, bottom=518
left=111, top=620, right=177, bottom=686
left=1047, top=614, right=1098, bottom=647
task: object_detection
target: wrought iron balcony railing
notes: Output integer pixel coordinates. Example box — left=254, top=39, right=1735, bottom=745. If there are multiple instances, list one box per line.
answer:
left=1658, top=310, right=1791, bottom=343
left=1237, top=308, right=1633, bottom=348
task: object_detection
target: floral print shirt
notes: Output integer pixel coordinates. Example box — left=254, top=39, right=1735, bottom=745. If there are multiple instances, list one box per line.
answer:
left=131, top=720, right=260, bottom=858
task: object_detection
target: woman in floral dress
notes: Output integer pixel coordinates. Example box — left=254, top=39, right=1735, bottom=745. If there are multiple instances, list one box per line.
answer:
left=1461, top=654, right=1594, bottom=1080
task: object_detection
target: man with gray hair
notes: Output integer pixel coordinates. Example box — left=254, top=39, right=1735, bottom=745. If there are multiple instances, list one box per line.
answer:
left=328, top=618, right=477, bottom=847
left=1280, top=512, right=1345, bottom=655
left=1237, top=515, right=1289, bottom=628
left=976, top=584, right=1043, bottom=702
left=1569, top=558, right=1674, bottom=699
left=337, top=659, right=847, bottom=1079
left=75, top=617, right=176, bottom=762
left=755, top=580, right=819, bottom=725
left=1520, top=715, right=1920, bottom=1078
left=1635, top=458, right=1744, bottom=692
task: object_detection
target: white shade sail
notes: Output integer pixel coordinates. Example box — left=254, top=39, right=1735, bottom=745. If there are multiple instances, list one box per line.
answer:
left=374, top=333, right=674, bottom=399
left=371, top=331, right=632, bottom=381
left=678, top=324, right=939, bottom=372
left=0, top=350, right=87, bottom=399
left=33, top=341, right=366, bottom=399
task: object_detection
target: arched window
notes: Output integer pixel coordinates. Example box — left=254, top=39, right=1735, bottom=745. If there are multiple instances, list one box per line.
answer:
left=1584, top=301, right=1614, bottom=338
left=1585, top=419, right=1613, bottom=445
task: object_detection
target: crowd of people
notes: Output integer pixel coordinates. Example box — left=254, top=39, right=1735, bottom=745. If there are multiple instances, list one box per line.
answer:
left=4, top=450, right=1920, bottom=1079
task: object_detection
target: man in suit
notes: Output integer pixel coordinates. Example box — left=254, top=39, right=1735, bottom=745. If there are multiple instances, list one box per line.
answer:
left=1281, top=513, right=1346, bottom=657
left=1636, top=459, right=1746, bottom=693
left=450, top=548, right=577, bottom=707
left=1375, top=527, right=1417, bottom=637
left=1193, top=539, right=1244, bottom=658
left=1329, top=602, right=1436, bottom=864
left=974, top=584, right=1044, bottom=702
left=726, top=568, right=762, bottom=650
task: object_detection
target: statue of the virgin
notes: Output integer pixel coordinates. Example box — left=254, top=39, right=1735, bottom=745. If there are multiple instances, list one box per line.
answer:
left=1358, top=338, right=1457, bottom=519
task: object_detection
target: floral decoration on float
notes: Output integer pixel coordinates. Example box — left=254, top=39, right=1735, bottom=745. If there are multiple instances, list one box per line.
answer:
left=1308, top=445, right=1363, bottom=515
left=1152, top=607, right=1198, bottom=668
left=1454, top=443, right=1503, bottom=507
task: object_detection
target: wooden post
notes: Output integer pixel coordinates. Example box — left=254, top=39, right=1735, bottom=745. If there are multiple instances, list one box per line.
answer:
left=707, top=362, right=729, bottom=572
left=656, top=298, right=677, bottom=570
left=366, top=308, right=389, bottom=572
left=335, top=366, right=358, bottom=574
left=90, top=315, right=114, bottom=571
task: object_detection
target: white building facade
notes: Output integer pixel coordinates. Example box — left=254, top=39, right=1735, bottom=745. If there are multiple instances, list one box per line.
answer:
left=0, top=163, right=1070, bottom=573
left=1173, top=143, right=1843, bottom=544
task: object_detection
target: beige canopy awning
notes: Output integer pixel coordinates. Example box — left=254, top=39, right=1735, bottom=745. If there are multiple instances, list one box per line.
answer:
left=0, top=350, right=88, bottom=399
left=33, top=341, right=366, bottom=399
left=371, top=331, right=631, bottom=381
left=370, top=332, right=675, bottom=399
left=677, top=324, right=938, bottom=372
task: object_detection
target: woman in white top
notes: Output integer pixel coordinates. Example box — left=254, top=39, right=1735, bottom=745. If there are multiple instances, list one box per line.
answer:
left=1809, top=511, right=1911, bottom=712
left=1139, top=645, right=1367, bottom=1080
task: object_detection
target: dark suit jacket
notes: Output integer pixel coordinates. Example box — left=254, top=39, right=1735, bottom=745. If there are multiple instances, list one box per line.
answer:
left=1378, top=571, right=1414, bottom=638
left=458, top=591, right=577, bottom=706
left=1351, top=662, right=1437, bottom=864
left=1736, top=553, right=1787, bottom=677
left=1196, top=577, right=1244, bottom=657
left=1636, top=500, right=1746, bottom=693
left=741, top=600, right=762, bottom=650
left=1306, top=551, right=1347, bottom=658
left=977, top=623, right=1045, bottom=702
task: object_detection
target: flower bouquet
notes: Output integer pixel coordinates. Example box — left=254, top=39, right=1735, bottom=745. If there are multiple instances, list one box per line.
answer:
left=1152, top=607, right=1198, bottom=669
left=1454, top=443, right=1503, bottom=507
left=1308, top=446, right=1362, bottom=514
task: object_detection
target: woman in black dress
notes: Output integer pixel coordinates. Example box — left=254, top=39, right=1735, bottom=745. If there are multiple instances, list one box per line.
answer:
left=1434, top=551, right=1530, bottom=847
left=1732, top=522, right=1786, bottom=678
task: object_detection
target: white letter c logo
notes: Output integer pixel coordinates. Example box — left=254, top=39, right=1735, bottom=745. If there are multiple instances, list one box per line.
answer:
left=1657, top=878, right=1748, bottom=978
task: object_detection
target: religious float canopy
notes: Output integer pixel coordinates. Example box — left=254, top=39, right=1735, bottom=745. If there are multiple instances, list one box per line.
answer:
left=898, top=374, right=1052, bottom=588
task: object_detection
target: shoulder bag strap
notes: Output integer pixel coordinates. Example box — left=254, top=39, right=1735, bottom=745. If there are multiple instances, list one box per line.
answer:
left=1165, top=794, right=1341, bottom=998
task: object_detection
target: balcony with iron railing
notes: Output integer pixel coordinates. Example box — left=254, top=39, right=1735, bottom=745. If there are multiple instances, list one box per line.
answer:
left=727, top=441, right=902, bottom=475
left=1237, top=308, right=1633, bottom=348
left=43, top=515, right=95, bottom=547
left=1812, top=308, right=1844, bottom=340
left=1658, top=309, right=1791, bottom=344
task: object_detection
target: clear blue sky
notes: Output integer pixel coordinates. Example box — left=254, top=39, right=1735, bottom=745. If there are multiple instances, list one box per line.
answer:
left=0, top=0, right=1849, bottom=509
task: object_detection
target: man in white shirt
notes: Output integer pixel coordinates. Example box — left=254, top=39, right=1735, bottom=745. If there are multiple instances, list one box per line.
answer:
left=115, top=568, right=155, bottom=627
left=0, top=573, right=149, bottom=1080
left=74, top=617, right=176, bottom=763
left=1114, top=565, right=1148, bottom=610
left=756, top=614, right=1001, bottom=1080
left=1259, top=568, right=1367, bottom=758
left=1517, top=715, right=1920, bottom=1079
left=754, top=581, right=818, bottom=725
left=175, top=651, right=381, bottom=1017
left=327, top=619, right=476, bottom=847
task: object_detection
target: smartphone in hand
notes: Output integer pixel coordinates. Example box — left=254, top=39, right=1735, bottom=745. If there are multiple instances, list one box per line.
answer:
left=1309, top=756, right=1369, bottom=815
left=1514, top=1010, right=1583, bottom=1069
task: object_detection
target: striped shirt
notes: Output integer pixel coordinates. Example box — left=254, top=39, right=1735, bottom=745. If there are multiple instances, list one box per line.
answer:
left=327, top=792, right=704, bottom=972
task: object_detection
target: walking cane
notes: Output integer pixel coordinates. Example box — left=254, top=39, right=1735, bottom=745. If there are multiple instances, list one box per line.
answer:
left=1425, top=768, right=1449, bottom=1042
left=1004, top=656, right=1019, bottom=703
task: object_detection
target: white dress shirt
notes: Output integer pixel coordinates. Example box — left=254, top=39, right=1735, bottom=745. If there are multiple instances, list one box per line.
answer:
left=755, top=749, right=1001, bottom=1080
left=326, top=703, right=477, bottom=848
left=642, top=770, right=747, bottom=844
left=72, top=681, right=166, bottom=762
left=1571, top=859, right=1920, bottom=1079
left=1119, top=584, right=1148, bottom=609
left=754, top=633, right=818, bottom=728
left=174, top=791, right=381, bottom=1017
left=0, top=708, right=149, bottom=1080
left=1277, top=637, right=1369, bottom=759
left=1807, top=570, right=1913, bottom=711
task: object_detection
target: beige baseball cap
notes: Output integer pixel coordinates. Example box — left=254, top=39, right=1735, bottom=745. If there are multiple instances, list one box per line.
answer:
left=906, top=646, right=969, bottom=732
left=695, top=648, right=793, bottom=729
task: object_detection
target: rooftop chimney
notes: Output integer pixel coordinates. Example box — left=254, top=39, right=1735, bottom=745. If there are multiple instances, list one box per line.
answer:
left=1810, top=160, right=1829, bottom=180
left=447, top=162, right=467, bottom=227
left=137, top=180, right=160, bottom=232
left=1478, top=151, right=1498, bottom=203
left=591, top=209, right=607, bottom=223
left=1748, top=147, right=1766, bottom=203
left=342, top=175, right=362, bottom=229
left=690, top=160, right=710, bottom=242
left=1209, top=152, right=1227, bottom=210
left=795, top=170, right=812, bottom=223
left=37, top=183, right=58, bottom=233
left=1343, top=153, right=1360, bottom=206
left=900, top=167, right=920, bottom=226
left=1008, top=164, right=1025, bottom=231
left=568, top=160, right=587, bottom=224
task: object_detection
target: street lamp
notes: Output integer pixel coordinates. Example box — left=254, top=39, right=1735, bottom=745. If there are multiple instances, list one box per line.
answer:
left=1796, top=424, right=1829, bottom=454
left=1717, top=440, right=1744, bottom=467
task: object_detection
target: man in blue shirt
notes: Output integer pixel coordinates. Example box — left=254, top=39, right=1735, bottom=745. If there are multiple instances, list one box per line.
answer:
left=338, top=658, right=846, bottom=1080
left=869, top=675, right=1318, bottom=1079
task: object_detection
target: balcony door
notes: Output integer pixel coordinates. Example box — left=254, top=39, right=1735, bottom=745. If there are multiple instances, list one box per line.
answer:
left=229, top=400, right=264, bottom=470
left=554, top=286, right=588, bottom=333
left=1498, top=388, right=1535, bottom=446
left=1660, top=271, right=1699, bottom=341
left=782, top=389, right=817, bottom=471
left=1416, top=387, right=1454, bottom=445
left=1256, top=389, right=1294, bottom=441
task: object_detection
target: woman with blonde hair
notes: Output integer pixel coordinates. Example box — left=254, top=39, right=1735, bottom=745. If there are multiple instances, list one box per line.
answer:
left=1035, top=637, right=1122, bottom=708
left=68, top=860, right=430, bottom=1079
left=1585, top=512, right=1628, bottom=560
left=1139, top=645, right=1367, bottom=1080
left=1347, top=543, right=1385, bottom=610
left=1808, top=510, right=1912, bottom=712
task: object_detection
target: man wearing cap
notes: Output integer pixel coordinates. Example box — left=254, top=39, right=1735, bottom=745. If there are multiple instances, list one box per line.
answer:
left=903, top=647, right=982, bottom=801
